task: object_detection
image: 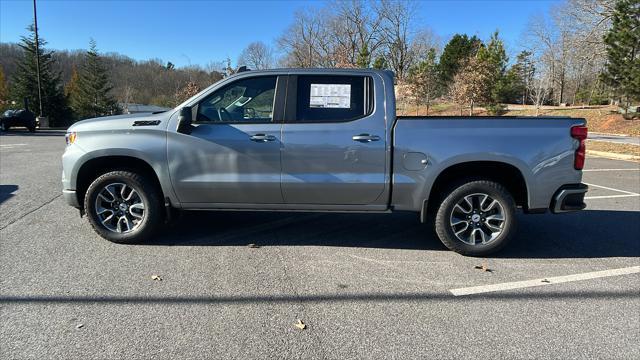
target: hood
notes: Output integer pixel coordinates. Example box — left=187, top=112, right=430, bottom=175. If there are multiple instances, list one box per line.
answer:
left=68, top=112, right=172, bottom=132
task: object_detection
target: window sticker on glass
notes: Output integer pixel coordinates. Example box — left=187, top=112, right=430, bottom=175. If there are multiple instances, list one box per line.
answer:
left=310, top=84, right=351, bottom=108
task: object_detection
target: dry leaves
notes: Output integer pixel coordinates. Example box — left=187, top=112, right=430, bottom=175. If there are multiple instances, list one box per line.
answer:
left=294, top=319, right=306, bottom=330
left=151, top=275, right=162, bottom=281
left=474, top=263, right=493, bottom=272
left=76, top=323, right=84, bottom=329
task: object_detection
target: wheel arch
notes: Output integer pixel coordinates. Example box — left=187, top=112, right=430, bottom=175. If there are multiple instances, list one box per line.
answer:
left=75, top=155, right=164, bottom=209
left=426, top=161, right=530, bottom=215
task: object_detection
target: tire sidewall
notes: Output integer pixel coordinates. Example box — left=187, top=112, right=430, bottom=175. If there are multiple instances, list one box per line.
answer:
left=84, top=171, right=161, bottom=243
left=436, top=181, right=516, bottom=256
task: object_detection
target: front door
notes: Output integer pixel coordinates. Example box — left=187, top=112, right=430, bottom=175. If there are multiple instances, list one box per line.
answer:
left=280, top=74, right=387, bottom=205
left=168, top=75, right=284, bottom=205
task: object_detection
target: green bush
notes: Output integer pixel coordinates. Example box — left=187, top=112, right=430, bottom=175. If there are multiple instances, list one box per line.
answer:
left=486, top=103, right=507, bottom=116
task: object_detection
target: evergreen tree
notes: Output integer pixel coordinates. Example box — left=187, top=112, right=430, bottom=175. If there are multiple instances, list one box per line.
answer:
left=11, top=25, right=69, bottom=126
left=356, top=43, right=371, bottom=68
left=511, top=51, right=535, bottom=105
left=477, top=31, right=509, bottom=106
left=407, top=48, right=440, bottom=115
left=601, top=0, right=640, bottom=115
left=73, top=40, right=119, bottom=119
left=438, top=34, right=482, bottom=86
left=372, top=56, right=387, bottom=70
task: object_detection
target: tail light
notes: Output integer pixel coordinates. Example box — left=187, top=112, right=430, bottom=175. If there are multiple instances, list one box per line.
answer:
left=571, top=125, right=588, bottom=170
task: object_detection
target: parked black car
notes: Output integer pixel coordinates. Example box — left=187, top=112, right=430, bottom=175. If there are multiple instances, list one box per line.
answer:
left=0, top=108, right=36, bottom=132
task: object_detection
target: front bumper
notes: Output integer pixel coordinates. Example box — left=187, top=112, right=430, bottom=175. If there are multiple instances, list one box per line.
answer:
left=63, top=189, right=80, bottom=208
left=551, top=184, right=588, bottom=213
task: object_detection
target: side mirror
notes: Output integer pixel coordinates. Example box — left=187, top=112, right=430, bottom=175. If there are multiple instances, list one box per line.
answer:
left=177, top=106, right=193, bottom=134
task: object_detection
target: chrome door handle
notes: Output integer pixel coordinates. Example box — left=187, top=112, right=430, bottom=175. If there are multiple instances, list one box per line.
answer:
left=249, top=134, right=276, bottom=142
left=352, top=134, right=380, bottom=143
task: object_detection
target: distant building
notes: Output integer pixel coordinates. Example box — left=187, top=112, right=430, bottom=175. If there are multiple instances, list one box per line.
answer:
left=120, top=103, right=171, bottom=114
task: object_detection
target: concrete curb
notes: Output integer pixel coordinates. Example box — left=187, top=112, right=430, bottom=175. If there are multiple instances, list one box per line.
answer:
left=587, top=150, right=640, bottom=162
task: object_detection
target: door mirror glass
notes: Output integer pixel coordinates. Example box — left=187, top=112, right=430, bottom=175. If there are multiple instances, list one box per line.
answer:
left=177, top=106, right=193, bottom=134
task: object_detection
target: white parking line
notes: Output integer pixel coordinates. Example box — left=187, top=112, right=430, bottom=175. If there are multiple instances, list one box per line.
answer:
left=583, top=168, right=639, bottom=172
left=585, top=194, right=640, bottom=200
left=583, top=182, right=639, bottom=196
left=450, top=266, right=640, bottom=296
left=0, top=143, right=27, bottom=147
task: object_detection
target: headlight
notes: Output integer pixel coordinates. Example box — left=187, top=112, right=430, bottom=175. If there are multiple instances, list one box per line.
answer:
left=65, top=132, right=77, bottom=145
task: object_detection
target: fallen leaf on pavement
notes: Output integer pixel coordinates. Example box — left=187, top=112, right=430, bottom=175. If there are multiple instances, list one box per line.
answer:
left=541, top=279, right=551, bottom=283
left=474, top=264, right=493, bottom=272
left=151, top=275, right=162, bottom=281
left=294, top=319, right=306, bottom=330
left=76, top=324, right=84, bottom=329
left=248, top=243, right=260, bottom=249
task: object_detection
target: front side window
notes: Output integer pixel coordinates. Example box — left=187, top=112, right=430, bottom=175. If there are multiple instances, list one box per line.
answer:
left=294, top=75, right=371, bottom=123
left=196, top=76, right=277, bottom=123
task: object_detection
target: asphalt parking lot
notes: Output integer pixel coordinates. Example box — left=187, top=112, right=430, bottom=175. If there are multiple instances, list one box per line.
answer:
left=1, top=131, right=639, bottom=359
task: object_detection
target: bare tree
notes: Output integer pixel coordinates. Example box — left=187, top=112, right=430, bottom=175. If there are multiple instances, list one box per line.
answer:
left=238, top=41, right=274, bottom=70
left=278, top=8, right=332, bottom=67
left=376, top=0, right=417, bottom=80
left=529, top=67, right=553, bottom=116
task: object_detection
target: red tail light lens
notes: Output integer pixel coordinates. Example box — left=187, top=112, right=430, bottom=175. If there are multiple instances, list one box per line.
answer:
left=571, top=125, right=588, bottom=170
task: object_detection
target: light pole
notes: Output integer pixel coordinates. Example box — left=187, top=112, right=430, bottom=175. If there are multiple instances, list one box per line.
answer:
left=32, top=0, right=43, bottom=118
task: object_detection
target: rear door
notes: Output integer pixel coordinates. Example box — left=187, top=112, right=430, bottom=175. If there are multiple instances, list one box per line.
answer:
left=280, top=74, right=387, bottom=205
left=167, top=75, right=285, bottom=205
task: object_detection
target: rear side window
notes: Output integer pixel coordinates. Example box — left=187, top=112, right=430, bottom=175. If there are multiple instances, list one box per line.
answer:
left=294, top=75, right=372, bottom=122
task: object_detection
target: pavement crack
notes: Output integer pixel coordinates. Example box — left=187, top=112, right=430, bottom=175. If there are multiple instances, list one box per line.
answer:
left=0, top=194, right=62, bottom=231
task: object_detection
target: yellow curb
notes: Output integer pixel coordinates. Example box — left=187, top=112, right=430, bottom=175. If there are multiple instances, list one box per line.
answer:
left=587, top=150, right=640, bottom=162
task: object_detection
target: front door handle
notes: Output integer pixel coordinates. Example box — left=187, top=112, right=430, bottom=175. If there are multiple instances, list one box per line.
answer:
left=352, top=134, right=381, bottom=143
left=249, top=134, right=276, bottom=142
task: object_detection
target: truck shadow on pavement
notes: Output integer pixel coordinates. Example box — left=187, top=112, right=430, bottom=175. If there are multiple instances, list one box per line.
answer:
left=149, top=209, right=640, bottom=259
left=0, top=185, right=18, bottom=205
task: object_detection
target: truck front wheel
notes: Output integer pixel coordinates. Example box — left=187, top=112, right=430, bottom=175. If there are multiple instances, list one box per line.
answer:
left=84, top=170, right=164, bottom=244
left=434, top=180, right=516, bottom=256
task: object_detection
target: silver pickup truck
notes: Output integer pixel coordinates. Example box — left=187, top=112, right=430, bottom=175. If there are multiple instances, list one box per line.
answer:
left=62, top=68, right=588, bottom=256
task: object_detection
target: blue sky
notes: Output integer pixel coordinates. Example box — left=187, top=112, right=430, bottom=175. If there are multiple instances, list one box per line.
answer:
left=1, top=0, right=560, bottom=68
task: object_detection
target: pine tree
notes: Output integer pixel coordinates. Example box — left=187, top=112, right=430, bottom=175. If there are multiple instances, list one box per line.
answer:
left=477, top=31, right=509, bottom=107
left=407, top=48, right=440, bottom=115
left=513, top=51, right=535, bottom=105
left=372, top=56, right=387, bottom=70
left=356, top=43, right=371, bottom=68
left=73, top=40, right=119, bottom=119
left=11, top=25, right=69, bottom=126
left=438, top=34, right=482, bottom=86
left=601, top=0, right=640, bottom=116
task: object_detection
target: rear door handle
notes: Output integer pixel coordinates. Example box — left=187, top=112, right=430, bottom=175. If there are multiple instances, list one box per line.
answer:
left=352, top=134, right=381, bottom=143
left=249, top=134, right=276, bottom=142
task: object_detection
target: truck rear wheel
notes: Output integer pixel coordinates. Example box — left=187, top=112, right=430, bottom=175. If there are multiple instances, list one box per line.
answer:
left=84, top=170, right=164, bottom=244
left=434, top=180, right=516, bottom=256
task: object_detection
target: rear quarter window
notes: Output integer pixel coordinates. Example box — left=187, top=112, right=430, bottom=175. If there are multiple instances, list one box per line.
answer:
left=294, top=75, right=372, bottom=123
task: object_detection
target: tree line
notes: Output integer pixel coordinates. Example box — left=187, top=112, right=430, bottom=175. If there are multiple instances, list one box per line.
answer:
left=0, top=0, right=637, bottom=125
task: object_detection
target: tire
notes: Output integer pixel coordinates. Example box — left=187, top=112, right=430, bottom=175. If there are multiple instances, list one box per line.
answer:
left=84, top=170, right=164, bottom=244
left=0, top=123, right=8, bottom=132
left=27, top=125, right=36, bottom=133
left=434, top=180, right=516, bottom=256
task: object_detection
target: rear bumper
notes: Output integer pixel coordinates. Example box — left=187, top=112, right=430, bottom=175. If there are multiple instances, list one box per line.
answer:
left=551, top=184, right=588, bottom=213
left=63, top=189, right=80, bottom=208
